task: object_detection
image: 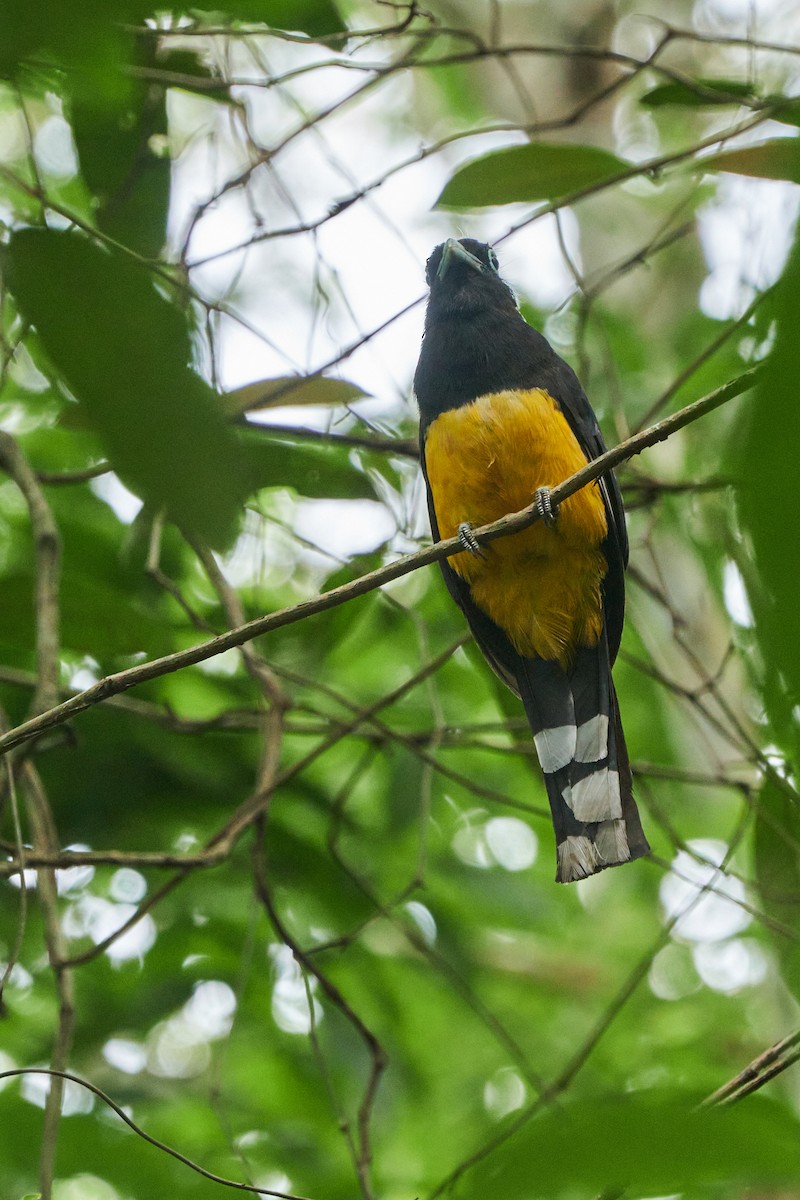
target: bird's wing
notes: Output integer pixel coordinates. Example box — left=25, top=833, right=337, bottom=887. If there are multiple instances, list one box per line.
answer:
left=535, top=351, right=628, bottom=664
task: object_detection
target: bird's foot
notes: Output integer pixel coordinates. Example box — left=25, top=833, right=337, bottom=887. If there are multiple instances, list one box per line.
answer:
left=535, top=486, right=558, bottom=528
left=457, top=522, right=487, bottom=558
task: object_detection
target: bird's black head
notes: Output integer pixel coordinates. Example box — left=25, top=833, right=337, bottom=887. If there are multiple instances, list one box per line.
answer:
left=422, top=237, right=518, bottom=324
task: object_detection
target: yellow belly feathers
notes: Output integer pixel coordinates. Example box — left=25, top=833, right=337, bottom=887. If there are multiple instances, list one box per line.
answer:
left=424, top=388, right=608, bottom=667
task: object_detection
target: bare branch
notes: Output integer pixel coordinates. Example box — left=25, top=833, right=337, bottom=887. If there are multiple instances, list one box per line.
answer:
left=0, top=708, right=28, bottom=1002
left=239, top=421, right=418, bottom=458
left=36, top=461, right=112, bottom=485
left=703, top=1029, right=800, bottom=1106
left=0, top=431, right=62, bottom=716
left=23, top=762, right=74, bottom=1199
left=0, top=1067, right=319, bottom=1199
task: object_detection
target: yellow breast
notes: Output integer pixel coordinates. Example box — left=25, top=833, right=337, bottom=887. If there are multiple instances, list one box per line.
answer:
left=424, top=388, right=608, bottom=667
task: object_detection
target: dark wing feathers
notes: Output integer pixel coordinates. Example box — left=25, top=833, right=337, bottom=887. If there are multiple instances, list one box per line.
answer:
left=533, top=349, right=628, bottom=663
left=420, top=336, right=628, bottom=667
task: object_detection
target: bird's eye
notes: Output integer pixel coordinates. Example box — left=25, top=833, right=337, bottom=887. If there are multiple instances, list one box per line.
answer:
left=487, top=248, right=499, bottom=272
left=425, top=249, right=441, bottom=286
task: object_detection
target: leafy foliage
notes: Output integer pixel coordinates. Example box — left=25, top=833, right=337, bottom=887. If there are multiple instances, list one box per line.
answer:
left=436, top=142, right=632, bottom=207
left=703, top=139, right=800, bottom=184
left=461, top=1092, right=800, bottom=1198
left=7, top=228, right=249, bottom=545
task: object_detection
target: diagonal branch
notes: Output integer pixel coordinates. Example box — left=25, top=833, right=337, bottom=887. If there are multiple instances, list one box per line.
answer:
left=703, top=1029, right=800, bottom=1106
left=0, top=1067, right=317, bottom=1199
left=0, top=367, right=758, bottom=758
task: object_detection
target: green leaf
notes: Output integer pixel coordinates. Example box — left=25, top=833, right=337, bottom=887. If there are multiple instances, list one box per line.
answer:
left=194, top=0, right=344, bottom=38
left=71, top=81, right=171, bottom=257
left=436, top=142, right=631, bottom=208
left=0, top=1, right=344, bottom=77
left=641, top=78, right=757, bottom=108
left=733, top=228, right=800, bottom=707
left=6, top=228, right=248, bottom=546
left=0, top=2, right=133, bottom=95
left=99, top=153, right=172, bottom=258
left=70, top=80, right=149, bottom=202
left=67, top=31, right=173, bottom=258
left=460, top=1091, right=800, bottom=1199
left=754, top=778, right=800, bottom=999
left=223, top=375, right=370, bottom=415
left=767, top=100, right=800, bottom=129
left=702, top=139, right=800, bottom=184
left=241, top=431, right=378, bottom=500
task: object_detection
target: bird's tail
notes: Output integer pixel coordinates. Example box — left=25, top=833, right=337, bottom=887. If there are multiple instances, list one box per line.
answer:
left=517, top=638, right=650, bottom=884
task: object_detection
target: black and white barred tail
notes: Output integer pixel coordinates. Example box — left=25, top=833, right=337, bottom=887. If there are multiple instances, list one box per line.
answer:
left=517, top=636, right=649, bottom=883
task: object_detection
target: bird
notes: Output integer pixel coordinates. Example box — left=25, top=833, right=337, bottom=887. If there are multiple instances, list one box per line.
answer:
left=414, top=237, right=650, bottom=883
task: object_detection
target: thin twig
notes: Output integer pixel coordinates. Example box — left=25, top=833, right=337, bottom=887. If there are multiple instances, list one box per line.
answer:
left=271, top=654, right=546, bottom=816
left=252, top=820, right=386, bottom=1200
left=191, top=535, right=287, bottom=846
left=57, top=636, right=465, bottom=967
left=0, top=431, right=62, bottom=716
left=240, top=421, right=418, bottom=458
left=429, top=821, right=750, bottom=1197
left=36, top=462, right=112, bottom=484
left=703, top=1030, right=800, bottom=1107
left=0, top=1068, right=317, bottom=1199
left=0, top=708, right=28, bottom=1003
left=24, top=763, right=74, bottom=1200
left=145, top=512, right=217, bottom=634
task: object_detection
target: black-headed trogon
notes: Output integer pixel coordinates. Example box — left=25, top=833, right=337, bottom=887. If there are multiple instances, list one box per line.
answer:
left=414, top=237, right=650, bottom=883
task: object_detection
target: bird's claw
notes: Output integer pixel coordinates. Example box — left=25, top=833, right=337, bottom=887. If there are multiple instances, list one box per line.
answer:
left=535, top=486, right=557, bottom=528
left=457, top=522, right=487, bottom=558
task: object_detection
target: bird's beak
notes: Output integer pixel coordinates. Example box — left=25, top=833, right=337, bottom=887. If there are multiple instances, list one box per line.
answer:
left=436, top=238, right=484, bottom=280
